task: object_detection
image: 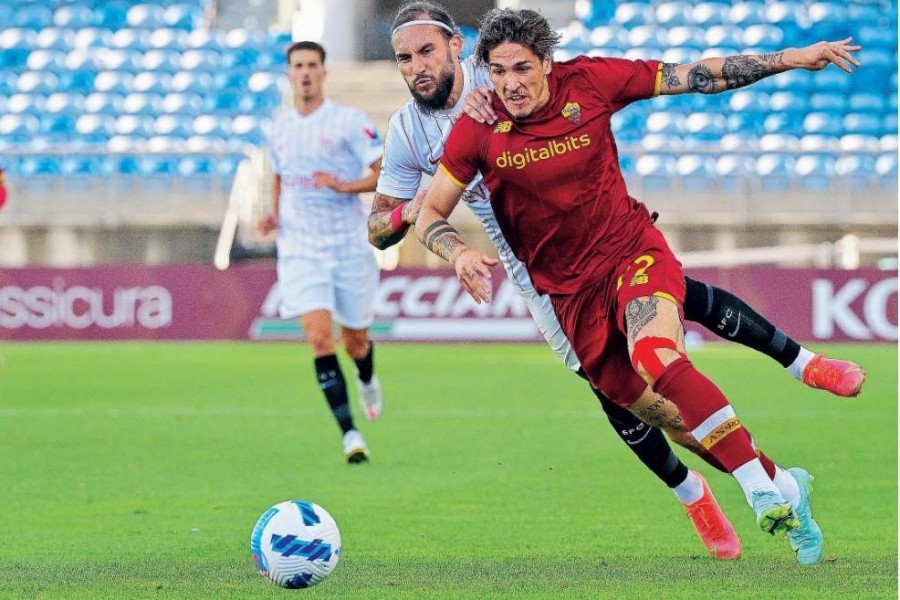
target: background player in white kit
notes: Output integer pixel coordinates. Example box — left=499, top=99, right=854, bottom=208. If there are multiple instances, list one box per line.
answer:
left=260, top=41, right=384, bottom=464
left=368, top=0, right=865, bottom=559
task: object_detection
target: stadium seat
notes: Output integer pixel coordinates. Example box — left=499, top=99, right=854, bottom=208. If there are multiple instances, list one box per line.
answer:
left=121, top=92, right=163, bottom=115
left=211, top=71, right=249, bottom=93
left=16, top=71, right=59, bottom=95
left=232, top=115, right=269, bottom=145
left=807, top=92, right=847, bottom=112
left=589, top=26, right=627, bottom=51
left=0, top=73, right=16, bottom=97
left=93, top=71, right=134, bottom=94
left=764, top=112, right=805, bottom=137
left=192, top=114, right=231, bottom=138
left=185, top=135, right=229, bottom=152
left=854, top=49, right=896, bottom=93
left=640, top=132, right=684, bottom=152
left=53, top=5, right=94, bottom=29
left=18, top=155, right=63, bottom=176
left=704, top=25, right=744, bottom=49
left=843, top=113, right=885, bottom=137
left=215, top=154, right=244, bottom=177
left=720, top=131, right=758, bottom=152
left=44, top=92, right=83, bottom=115
left=12, top=4, right=53, bottom=29
left=142, top=49, right=181, bottom=72
left=835, top=155, right=878, bottom=191
left=807, top=2, right=850, bottom=39
left=729, top=90, right=770, bottom=112
left=248, top=72, right=280, bottom=95
left=675, top=154, right=718, bottom=191
left=627, top=25, right=665, bottom=49
left=768, top=91, right=808, bottom=113
left=26, top=49, right=67, bottom=71
left=126, top=4, right=167, bottom=29
left=75, top=114, right=116, bottom=143
left=726, top=112, right=766, bottom=136
left=131, top=72, right=172, bottom=95
left=71, top=28, right=112, bottom=49
left=798, top=134, right=839, bottom=154
left=661, top=47, right=701, bottom=66
left=145, top=136, right=181, bottom=152
left=170, top=71, right=213, bottom=94
left=742, top=24, right=785, bottom=48
left=838, top=134, right=881, bottom=153
left=666, top=26, right=705, bottom=50
left=185, top=28, right=226, bottom=50
left=84, top=92, right=126, bottom=115
left=148, top=28, right=187, bottom=50
left=180, top=48, right=221, bottom=72
left=155, top=114, right=192, bottom=138
left=646, top=112, right=684, bottom=135
left=635, top=154, right=677, bottom=192
left=110, top=28, right=151, bottom=51
left=100, top=49, right=143, bottom=72
left=557, top=23, right=591, bottom=53
left=691, top=3, right=729, bottom=27
left=875, top=153, right=898, bottom=189
left=729, top=2, right=767, bottom=27
left=0, top=114, right=40, bottom=143
left=683, top=112, right=728, bottom=142
left=114, top=114, right=155, bottom=137
left=160, top=92, right=202, bottom=115
left=615, top=3, right=656, bottom=28
left=795, top=154, right=837, bottom=191
left=178, top=155, right=215, bottom=176
left=764, top=1, right=808, bottom=46
left=221, top=47, right=262, bottom=70
left=803, top=112, right=844, bottom=136
left=93, top=2, right=129, bottom=30
left=755, top=153, right=796, bottom=191
left=138, top=154, right=180, bottom=176
left=610, top=110, right=646, bottom=142
left=758, top=133, right=800, bottom=152
left=61, top=155, right=114, bottom=176
left=0, top=48, right=30, bottom=71
left=0, top=27, right=37, bottom=50
left=655, top=2, right=692, bottom=27
left=576, top=0, right=618, bottom=27
left=164, top=4, right=202, bottom=30
left=35, top=28, right=74, bottom=51
left=202, top=93, right=242, bottom=113
left=880, top=134, right=898, bottom=152
left=715, top=154, right=755, bottom=192
left=108, top=137, right=145, bottom=153
left=847, top=93, right=886, bottom=113
left=623, top=47, right=658, bottom=62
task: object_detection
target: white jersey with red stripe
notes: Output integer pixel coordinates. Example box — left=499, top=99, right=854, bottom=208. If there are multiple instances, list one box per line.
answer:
left=269, top=98, right=383, bottom=260
left=377, top=56, right=580, bottom=371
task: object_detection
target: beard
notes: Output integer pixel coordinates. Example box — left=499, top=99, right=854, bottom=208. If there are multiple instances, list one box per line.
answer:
left=410, top=62, right=455, bottom=115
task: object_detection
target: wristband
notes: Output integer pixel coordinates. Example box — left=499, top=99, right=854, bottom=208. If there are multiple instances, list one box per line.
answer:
left=389, top=203, right=407, bottom=232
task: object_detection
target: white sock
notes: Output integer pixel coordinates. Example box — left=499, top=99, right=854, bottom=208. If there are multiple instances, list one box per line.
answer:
left=672, top=470, right=705, bottom=504
left=787, top=347, right=816, bottom=380
left=773, top=466, right=801, bottom=508
left=732, top=459, right=780, bottom=507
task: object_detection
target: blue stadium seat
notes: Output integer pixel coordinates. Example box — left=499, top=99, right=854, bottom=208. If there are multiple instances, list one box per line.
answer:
left=655, top=1, right=692, bottom=27
left=770, top=69, right=816, bottom=93
left=838, top=133, right=881, bottom=153
left=848, top=92, right=886, bottom=113
left=126, top=4, right=167, bottom=29
left=729, top=2, right=767, bottom=27
left=93, top=2, right=129, bottom=30
left=768, top=91, right=808, bottom=113
left=108, top=136, right=145, bottom=153
left=18, top=155, right=63, bottom=176
left=759, top=133, right=800, bottom=151
left=691, top=3, right=729, bottom=27
left=180, top=49, right=221, bottom=72
left=666, top=26, right=705, bottom=50
left=798, top=134, right=839, bottom=154
left=75, top=114, right=116, bottom=143
left=756, top=153, right=796, bottom=191
left=238, top=93, right=279, bottom=114
left=636, top=154, right=677, bottom=191
left=53, top=5, right=94, bottom=29
left=178, top=155, right=215, bottom=176
left=163, top=4, right=202, bottom=30
left=627, top=25, right=665, bottom=49
left=623, top=47, right=658, bottom=62
left=202, top=93, right=241, bottom=113
left=232, top=115, right=268, bottom=145
left=65, top=49, right=101, bottom=72
left=715, top=154, right=755, bottom=192
left=646, top=112, right=684, bottom=135
left=16, top=71, right=59, bottom=95
left=661, top=47, right=701, bottom=65
left=71, top=28, right=112, bottom=49
left=57, top=70, right=96, bottom=94
left=110, top=28, right=151, bottom=51
left=726, top=112, right=766, bottom=136
left=611, top=110, right=646, bottom=142
left=148, top=28, right=187, bottom=50
left=0, top=73, right=16, bottom=96
left=808, top=92, right=846, bottom=112
left=84, top=92, right=125, bottom=115
left=35, top=28, right=74, bottom=51
left=155, top=114, right=192, bottom=138
left=247, top=72, right=280, bottom=95
left=807, top=2, right=850, bottom=39
left=641, top=132, right=684, bottom=152
left=854, top=49, right=896, bottom=93
left=764, top=113, right=806, bottom=136
left=589, top=26, right=627, bottom=51
left=856, top=25, right=896, bottom=49
left=729, top=90, right=769, bottom=112
left=0, top=27, right=37, bottom=49
left=185, top=135, right=228, bottom=152
left=557, top=23, right=592, bottom=53
left=138, top=154, right=180, bottom=176
left=12, top=4, right=53, bottom=29
left=44, top=92, right=83, bottom=115
left=211, top=71, right=249, bottom=93
left=875, top=153, right=898, bottom=189
left=811, top=66, right=852, bottom=94
left=221, top=47, right=261, bottom=70
left=170, top=71, right=213, bottom=94
left=26, top=49, right=67, bottom=71
left=683, top=112, right=728, bottom=141
left=835, top=155, right=877, bottom=190
left=142, top=49, right=181, bottom=72
left=615, top=3, right=656, bottom=28
left=843, top=113, right=885, bottom=137
left=0, top=48, right=30, bottom=71
left=720, top=132, right=757, bottom=152
left=185, top=28, right=225, bottom=51
left=100, top=49, right=142, bottom=72
left=93, top=71, right=134, bottom=94
left=192, top=115, right=231, bottom=138
left=764, top=1, right=807, bottom=46
left=704, top=25, right=743, bottom=49
left=61, top=155, right=114, bottom=176
left=132, top=72, right=172, bottom=95
left=675, top=154, right=718, bottom=190
left=215, top=154, right=244, bottom=177
left=160, top=92, right=202, bottom=114
left=577, top=0, right=618, bottom=27
left=585, top=47, right=624, bottom=59
left=0, top=114, right=40, bottom=142
left=795, top=154, right=837, bottom=190
left=742, top=24, right=785, bottom=48
left=146, top=136, right=181, bottom=152
left=114, top=114, right=155, bottom=137
left=7, top=93, right=45, bottom=115
left=122, top=92, right=162, bottom=115
left=803, top=112, right=844, bottom=136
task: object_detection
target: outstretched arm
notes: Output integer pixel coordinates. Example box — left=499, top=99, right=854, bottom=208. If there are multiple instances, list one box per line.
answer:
left=660, top=37, right=861, bottom=95
left=415, top=168, right=498, bottom=303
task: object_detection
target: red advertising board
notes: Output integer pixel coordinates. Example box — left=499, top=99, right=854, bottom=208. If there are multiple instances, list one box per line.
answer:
left=0, top=265, right=895, bottom=342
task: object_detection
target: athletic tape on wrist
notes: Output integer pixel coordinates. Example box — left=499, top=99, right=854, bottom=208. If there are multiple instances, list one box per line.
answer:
left=390, top=203, right=406, bottom=232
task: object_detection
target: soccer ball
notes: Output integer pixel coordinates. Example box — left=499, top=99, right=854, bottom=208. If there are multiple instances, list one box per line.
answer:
left=250, top=500, right=342, bottom=588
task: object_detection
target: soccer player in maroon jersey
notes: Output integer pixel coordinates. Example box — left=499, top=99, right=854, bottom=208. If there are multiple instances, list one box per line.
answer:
left=416, top=8, right=862, bottom=563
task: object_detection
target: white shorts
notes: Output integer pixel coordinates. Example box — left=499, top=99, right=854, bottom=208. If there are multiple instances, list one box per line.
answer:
left=518, top=287, right=582, bottom=373
left=276, top=253, right=379, bottom=329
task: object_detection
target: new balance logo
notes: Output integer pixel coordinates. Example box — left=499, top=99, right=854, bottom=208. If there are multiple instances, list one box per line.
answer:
left=493, top=120, right=512, bottom=133
left=271, top=535, right=333, bottom=561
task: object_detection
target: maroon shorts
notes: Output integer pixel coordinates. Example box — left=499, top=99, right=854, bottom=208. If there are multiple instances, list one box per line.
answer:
left=551, top=227, right=686, bottom=408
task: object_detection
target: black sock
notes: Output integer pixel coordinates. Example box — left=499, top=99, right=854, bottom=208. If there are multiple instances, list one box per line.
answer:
left=314, top=354, right=354, bottom=434
left=354, top=342, right=374, bottom=384
left=581, top=373, right=688, bottom=489
left=684, top=276, right=801, bottom=368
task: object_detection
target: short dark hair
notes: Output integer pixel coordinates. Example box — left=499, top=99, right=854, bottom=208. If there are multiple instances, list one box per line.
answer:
left=474, top=8, right=560, bottom=66
left=391, top=0, right=459, bottom=40
left=285, top=40, right=326, bottom=65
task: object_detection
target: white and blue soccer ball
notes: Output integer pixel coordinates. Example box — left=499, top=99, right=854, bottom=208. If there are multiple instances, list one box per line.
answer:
left=250, top=500, right=342, bottom=589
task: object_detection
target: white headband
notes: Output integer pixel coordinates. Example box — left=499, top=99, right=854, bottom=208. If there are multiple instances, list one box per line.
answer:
left=391, top=19, right=455, bottom=37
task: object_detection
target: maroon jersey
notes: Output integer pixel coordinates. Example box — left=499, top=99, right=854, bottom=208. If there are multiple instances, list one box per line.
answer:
left=440, top=56, right=663, bottom=296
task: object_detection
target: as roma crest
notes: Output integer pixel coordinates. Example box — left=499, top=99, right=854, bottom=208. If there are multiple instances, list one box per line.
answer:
left=561, top=102, right=581, bottom=124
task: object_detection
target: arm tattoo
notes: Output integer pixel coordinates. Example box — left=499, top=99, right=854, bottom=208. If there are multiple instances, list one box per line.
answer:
left=721, top=54, right=780, bottom=90
left=687, top=64, right=717, bottom=94
left=421, top=219, right=462, bottom=262
left=661, top=63, right=681, bottom=89
left=368, top=193, right=409, bottom=250
left=625, top=296, right=659, bottom=342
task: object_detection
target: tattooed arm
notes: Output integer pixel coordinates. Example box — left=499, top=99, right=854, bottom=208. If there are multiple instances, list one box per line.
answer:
left=415, top=168, right=499, bottom=303
left=659, top=37, right=861, bottom=95
left=367, top=191, right=425, bottom=249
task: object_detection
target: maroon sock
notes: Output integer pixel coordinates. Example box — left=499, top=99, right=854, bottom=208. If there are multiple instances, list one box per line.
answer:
left=653, top=358, right=758, bottom=472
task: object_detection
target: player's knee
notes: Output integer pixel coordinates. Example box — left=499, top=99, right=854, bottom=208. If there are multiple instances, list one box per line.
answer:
left=630, top=336, right=686, bottom=385
left=305, top=330, right=336, bottom=355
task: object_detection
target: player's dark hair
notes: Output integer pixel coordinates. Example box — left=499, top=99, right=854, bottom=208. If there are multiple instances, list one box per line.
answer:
left=392, top=0, right=459, bottom=40
left=286, top=40, right=326, bottom=65
left=474, top=8, right=560, bottom=65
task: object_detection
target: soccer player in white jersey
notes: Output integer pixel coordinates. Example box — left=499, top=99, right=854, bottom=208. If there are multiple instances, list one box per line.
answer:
left=368, top=0, right=866, bottom=559
left=261, top=41, right=385, bottom=464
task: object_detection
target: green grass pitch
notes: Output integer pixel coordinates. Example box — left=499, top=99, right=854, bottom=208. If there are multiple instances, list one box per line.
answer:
left=0, top=341, right=895, bottom=599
